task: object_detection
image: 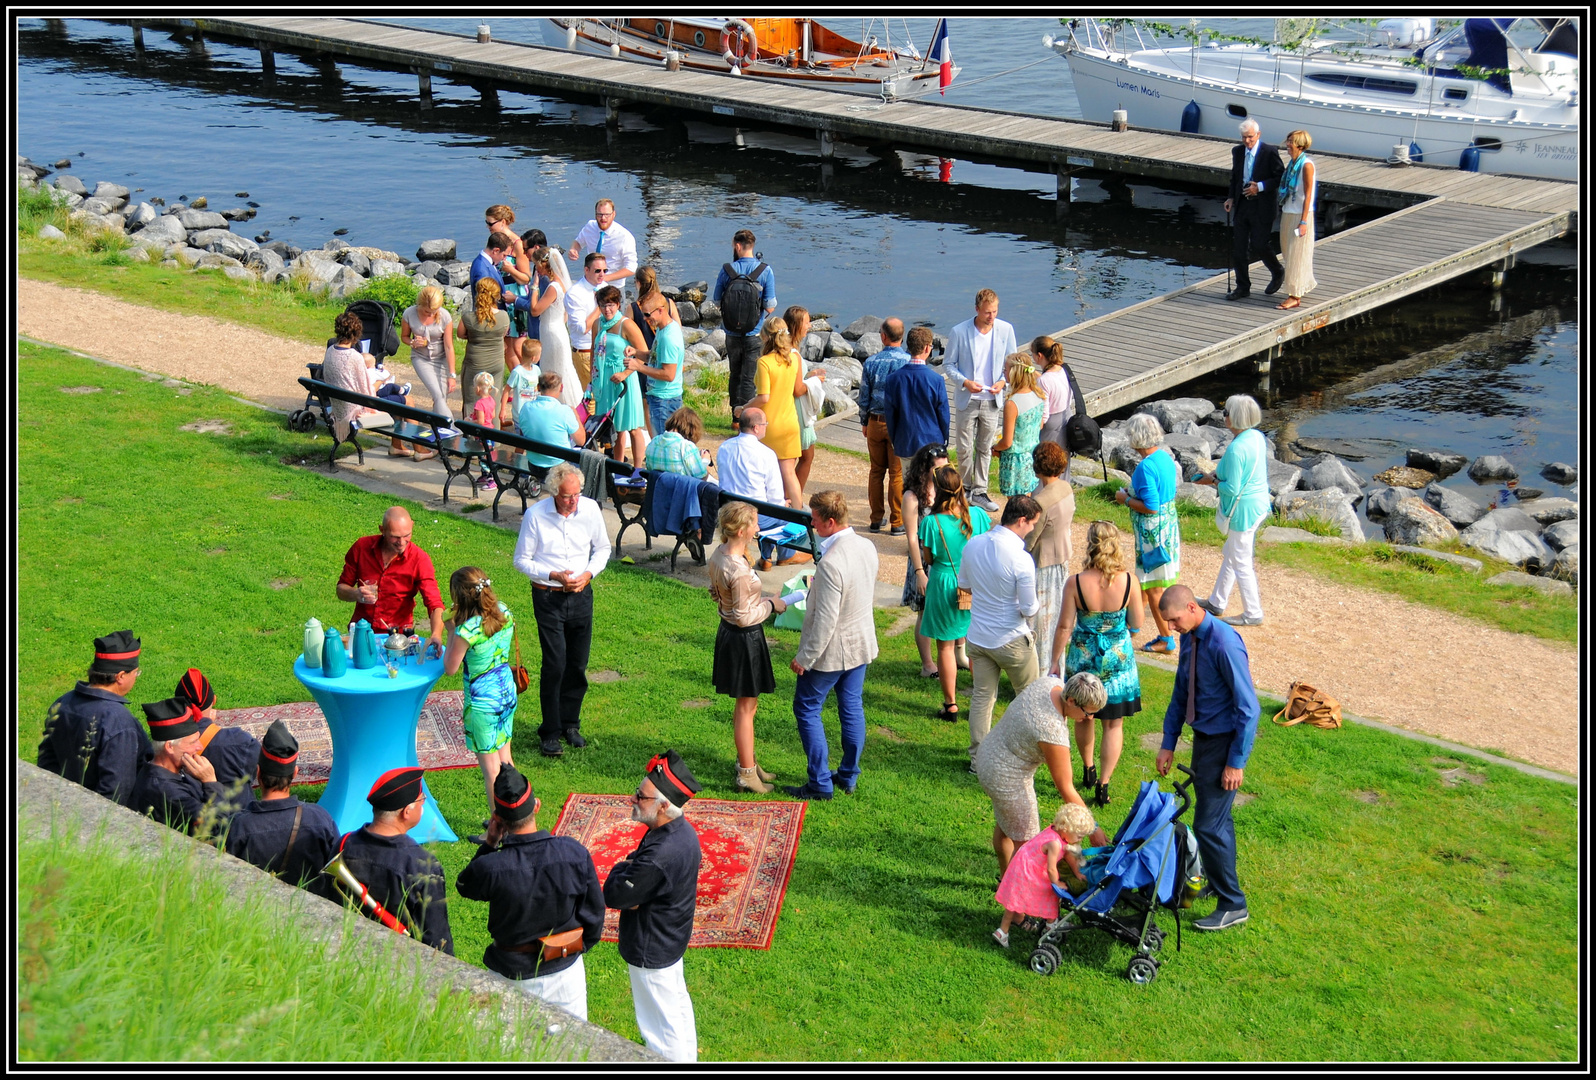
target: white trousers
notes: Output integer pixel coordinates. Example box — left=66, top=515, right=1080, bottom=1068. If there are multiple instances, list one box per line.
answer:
left=516, top=954, right=587, bottom=1023
left=628, top=960, right=697, bottom=1062
left=1209, top=522, right=1263, bottom=620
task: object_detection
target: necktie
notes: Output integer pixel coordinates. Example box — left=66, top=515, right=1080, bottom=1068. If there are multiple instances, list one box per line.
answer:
left=595, top=227, right=604, bottom=255
left=1245, top=149, right=1254, bottom=182
left=1184, top=628, right=1198, bottom=727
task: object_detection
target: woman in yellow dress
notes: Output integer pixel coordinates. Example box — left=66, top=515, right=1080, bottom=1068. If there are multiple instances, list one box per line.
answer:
left=747, top=316, right=804, bottom=507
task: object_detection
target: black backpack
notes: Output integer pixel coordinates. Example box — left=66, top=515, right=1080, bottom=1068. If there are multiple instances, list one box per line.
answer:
left=720, top=260, right=769, bottom=335
left=1060, top=361, right=1101, bottom=457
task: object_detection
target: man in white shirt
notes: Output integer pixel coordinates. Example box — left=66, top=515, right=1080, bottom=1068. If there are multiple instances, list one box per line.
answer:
left=567, top=199, right=638, bottom=285
left=512, top=463, right=612, bottom=758
left=958, top=493, right=1042, bottom=767
left=714, top=408, right=805, bottom=568
left=565, top=253, right=607, bottom=393
left=945, top=288, right=1018, bottom=514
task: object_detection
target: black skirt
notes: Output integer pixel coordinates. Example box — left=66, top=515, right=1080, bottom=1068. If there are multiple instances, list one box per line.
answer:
left=713, top=620, right=776, bottom=699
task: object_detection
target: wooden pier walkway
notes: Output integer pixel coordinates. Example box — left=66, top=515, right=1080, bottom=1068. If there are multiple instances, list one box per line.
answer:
left=113, top=17, right=1579, bottom=413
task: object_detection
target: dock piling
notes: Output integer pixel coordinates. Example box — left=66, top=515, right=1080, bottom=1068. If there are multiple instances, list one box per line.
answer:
left=817, top=128, right=835, bottom=159
left=416, top=70, right=432, bottom=109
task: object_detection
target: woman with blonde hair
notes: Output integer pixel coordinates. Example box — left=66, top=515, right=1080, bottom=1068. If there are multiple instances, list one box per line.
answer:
left=920, top=465, right=992, bottom=722
left=442, top=566, right=518, bottom=822
left=1276, top=129, right=1318, bottom=311
left=745, top=316, right=804, bottom=507
left=400, top=285, right=454, bottom=451
left=1031, top=336, right=1073, bottom=451
left=455, top=277, right=513, bottom=419
left=783, top=304, right=825, bottom=494
left=707, top=500, right=789, bottom=793
left=1049, top=521, right=1143, bottom=807
left=993, top=351, right=1046, bottom=496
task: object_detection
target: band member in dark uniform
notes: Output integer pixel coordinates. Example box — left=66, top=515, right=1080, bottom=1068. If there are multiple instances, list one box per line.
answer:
left=1224, top=118, right=1286, bottom=301
left=456, top=765, right=605, bottom=1020
left=130, top=697, right=227, bottom=836
left=603, top=750, right=703, bottom=1062
left=37, top=629, right=151, bottom=806
left=222, top=720, right=338, bottom=886
left=174, top=667, right=260, bottom=818
left=318, top=766, right=453, bottom=954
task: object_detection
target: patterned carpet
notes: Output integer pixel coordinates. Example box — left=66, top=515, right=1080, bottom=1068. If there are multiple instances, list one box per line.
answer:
left=553, top=793, right=806, bottom=950
left=214, top=691, right=478, bottom=784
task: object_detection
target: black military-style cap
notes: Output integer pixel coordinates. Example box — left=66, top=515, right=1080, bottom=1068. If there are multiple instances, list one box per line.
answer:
left=91, top=630, right=141, bottom=674
left=368, top=766, right=425, bottom=811
left=175, top=668, right=216, bottom=712
left=645, top=750, right=701, bottom=808
left=257, top=720, right=299, bottom=779
left=142, top=697, right=202, bottom=741
left=492, top=764, right=537, bottom=822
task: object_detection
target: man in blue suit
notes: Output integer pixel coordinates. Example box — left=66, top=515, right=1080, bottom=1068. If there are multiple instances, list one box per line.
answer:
left=882, top=326, right=949, bottom=465
left=469, top=231, right=516, bottom=293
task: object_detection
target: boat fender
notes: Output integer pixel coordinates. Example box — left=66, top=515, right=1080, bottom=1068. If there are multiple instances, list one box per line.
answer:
left=1459, top=146, right=1481, bottom=173
left=565, top=23, right=577, bottom=51
left=1180, top=99, right=1201, bottom=134
left=1408, top=141, right=1423, bottom=164
left=722, top=19, right=757, bottom=71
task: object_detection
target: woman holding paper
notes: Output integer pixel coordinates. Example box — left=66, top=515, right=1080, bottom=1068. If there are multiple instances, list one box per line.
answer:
left=707, top=500, right=789, bottom=794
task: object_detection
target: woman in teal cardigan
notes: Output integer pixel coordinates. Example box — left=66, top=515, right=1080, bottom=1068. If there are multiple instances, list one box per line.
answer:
left=1193, top=394, right=1271, bottom=627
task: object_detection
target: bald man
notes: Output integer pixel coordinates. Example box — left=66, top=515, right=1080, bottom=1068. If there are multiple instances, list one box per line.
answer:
left=336, top=506, right=446, bottom=655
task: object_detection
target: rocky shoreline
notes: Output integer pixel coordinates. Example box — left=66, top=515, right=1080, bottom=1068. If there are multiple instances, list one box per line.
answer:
left=19, top=158, right=1578, bottom=592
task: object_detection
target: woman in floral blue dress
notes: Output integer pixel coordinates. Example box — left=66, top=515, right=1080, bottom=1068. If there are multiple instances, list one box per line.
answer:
left=443, top=566, right=518, bottom=821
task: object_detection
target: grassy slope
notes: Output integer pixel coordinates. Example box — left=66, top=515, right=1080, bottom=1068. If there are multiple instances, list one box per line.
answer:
left=17, top=342, right=1577, bottom=1061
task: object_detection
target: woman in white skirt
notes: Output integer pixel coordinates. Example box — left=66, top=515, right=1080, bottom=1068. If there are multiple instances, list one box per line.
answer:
left=1276, top=129, right=1317, bottom=311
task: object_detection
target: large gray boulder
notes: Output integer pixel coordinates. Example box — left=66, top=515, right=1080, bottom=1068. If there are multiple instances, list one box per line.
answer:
left=1382, top=498, right=1459, bottom=546
left=1391, top=545, right=1482, bottom=573
left=1541, top=461, right=1577, bottom=485
left=337, top=249, right=372, bottom=276
left=1406, top=448, right=1469, bottom=477
left=125, top=201, right=158, bottom=230
left=826, top=332, right=855, bottom=359
left=1136, top=397, right=1215, bottom=433
left=1542, top=519, right=1579, bottom=551
left=1299, top=453, right=1364, bottom=496
left=822, top=381, right=858, bottom=419
left=262, top=240, right=301, bottom=260
left=1474, top=505, right=1542, bottom=536
left=414, top=259, right=443, bottom=282
left=1265, top=459, right=1301, bottom=498
left=703, top=328, right=727, bottom=357
left=1276, top=486, right=1362, bottom=542
left=1459, top=510, right=1555, bottom=569
left=853, top=332, right=885, bottom=361
left=291, top=255, right=343, bottom=285
left=193, top=252, right=244, bottom=270
left=800, top=331, right=827, bottom=364
left=1109, top=442, right=1144, bottom=476
left=1423, top=484, right=1489, bottom=528
left=1485, top=570, right=1571, bottom=596
left=819, top=356, right=862, bottom=390
left=223, top=264, right=258, bottom=283
left=52, top=173, right=89, bottom=196
left=74, top=211, right=125, bottom=233
left=684, top=342, right=723, bottom=370
left=841, top=314, right=883, bottom=341
left=1518, top=497, right=1578, bottom=525
left=808, top=318, right=831, bottom=334
left=1467, top=454, right=1518, bottom=483
left=1548, top=545, right=1578, bottom=586
left=435, top=260, right=470, bottom=288
left=191, top=228, right=257, bottom=259
left=1176, top=482, right=1219, bottom=509
left=323, top=238, right=351, bottom=253
left=79, top=196, right=124, bottom=217
left=368, top=258, right=407, bottom=279
left=37, top=223, right=66, bottom=240
left=441, top=285, right=470, bottom=308
left=244, top=248, right=285, bottom=275
left=92, top=181, right=130, bottom=206
left=176, top=208, right=229, bottom=231
left=416, top=238, right=456, bottom=262
left=1364, top=485, right=1406, bottom=520
left=676, top=300, right=700, bottom=325
left=699, top=299, right=721, bottom=323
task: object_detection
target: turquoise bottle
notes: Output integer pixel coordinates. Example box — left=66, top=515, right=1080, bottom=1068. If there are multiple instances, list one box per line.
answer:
left=351, top=619, right=377, bottom=669
left=303, top=617, right=324, bottom=668
left=321, top=625, right=348, bottom=678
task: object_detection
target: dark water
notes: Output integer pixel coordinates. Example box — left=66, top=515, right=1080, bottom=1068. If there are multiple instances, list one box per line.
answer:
left=16, top=18, right=1579, bottom=515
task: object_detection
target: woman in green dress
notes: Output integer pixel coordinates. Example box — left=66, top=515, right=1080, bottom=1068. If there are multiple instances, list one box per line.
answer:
left=586, top=284, right=648, bottom=466
left=919, top=465, right=992, bottom=723
left=442, top=566, right=518, bottom=825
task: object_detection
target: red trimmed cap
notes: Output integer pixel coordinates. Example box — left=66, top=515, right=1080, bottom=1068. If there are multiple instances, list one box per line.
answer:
left=257, top=720, right=299, bottom=779
left=141, top=697, right=203, bottom=741
left=91, top=630, right=141, bottom=674
left=174, top=668, right=216, bottom=712
left=367, top=767, right=425, bottom=811
left=646, top=750, right=701, bottom=808
left=491, top=764, right=536, bottom=822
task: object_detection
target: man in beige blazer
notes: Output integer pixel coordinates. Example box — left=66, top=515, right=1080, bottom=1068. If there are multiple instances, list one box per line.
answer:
left=784, top=491, right=879, bottom=800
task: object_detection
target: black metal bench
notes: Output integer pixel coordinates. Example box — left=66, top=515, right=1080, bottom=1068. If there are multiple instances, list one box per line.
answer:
left=717, top=490, right=820, bottom=563
left=297, top=377, right=491, bottom=504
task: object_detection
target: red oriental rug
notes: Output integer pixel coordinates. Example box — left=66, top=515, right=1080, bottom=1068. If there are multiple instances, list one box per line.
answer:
left=214, top=691, right=478, bottom=785
left=552, top=794, right=805, bottom=950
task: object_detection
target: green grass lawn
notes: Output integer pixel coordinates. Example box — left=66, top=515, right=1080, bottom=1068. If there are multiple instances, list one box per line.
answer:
left=16, top=340, right=1578, bottom=1061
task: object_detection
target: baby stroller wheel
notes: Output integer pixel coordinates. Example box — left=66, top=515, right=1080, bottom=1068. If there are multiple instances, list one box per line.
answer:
left=1144, top=926, right=1167, bottom=952
left=1028, top=943, right=1062, bottom=977
left=1126, top=956, right=1159, bottom=984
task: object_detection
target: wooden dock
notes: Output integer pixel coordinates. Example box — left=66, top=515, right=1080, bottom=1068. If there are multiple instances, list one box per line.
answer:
left=111, top=17, right=1579, bottom=414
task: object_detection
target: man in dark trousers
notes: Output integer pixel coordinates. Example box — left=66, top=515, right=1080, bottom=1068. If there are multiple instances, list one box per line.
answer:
left=456, top=765, right=606, bottom=1021
left=1155, top=585, right=1260, bottom=931
left=222, top=720, right=338, bottom=886
left=130, top=697, right=228, bottom=837
left=1224, top=118, right=1285, bottom=301
left=174, top=667, right=260, bottom=819
left=604, top=751, right=703, bottom=1062
left=37, top=629, right=151, bottom=806
left=319, top=767, right=454, bottom=953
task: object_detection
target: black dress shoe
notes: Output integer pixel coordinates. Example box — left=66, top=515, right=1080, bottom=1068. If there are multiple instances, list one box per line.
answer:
left=1225, top=289, right=1251, bottom=302
left=467, top=833, right=489, bottom=845
left=782, top=783, right=833, bottom=801
left=540, top=737, right=564, bottom=758
left=1264, top=272, right=1285, bottom=296
left=563, top=728, right=587, bottom=748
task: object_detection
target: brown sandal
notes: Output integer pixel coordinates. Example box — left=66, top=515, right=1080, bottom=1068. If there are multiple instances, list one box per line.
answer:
left=1277, top=297, right=1301, bottom=310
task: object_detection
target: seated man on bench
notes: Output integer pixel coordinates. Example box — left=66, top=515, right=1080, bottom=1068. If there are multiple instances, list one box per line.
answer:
left=513, top=371, right=584, bottom=480
left=716, top=408, right=809, bottom=570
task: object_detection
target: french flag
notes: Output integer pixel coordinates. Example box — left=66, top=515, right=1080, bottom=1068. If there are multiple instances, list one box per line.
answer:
left=928, top=18, right=952, bottom=95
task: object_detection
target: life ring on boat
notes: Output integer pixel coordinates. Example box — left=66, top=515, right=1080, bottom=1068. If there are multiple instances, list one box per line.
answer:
left=721, top=19, right=757, bottom=70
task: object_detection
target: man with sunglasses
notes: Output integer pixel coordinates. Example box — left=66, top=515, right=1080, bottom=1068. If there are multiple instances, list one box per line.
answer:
left=37, top=629, right=152, bottom=806
left=566, top=252, right=608, bottom=393
left=882, top=326, right=949, bottom=471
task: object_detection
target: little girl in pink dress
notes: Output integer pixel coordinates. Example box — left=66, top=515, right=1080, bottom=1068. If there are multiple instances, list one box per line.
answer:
left=993, top=802, right=1098, bottom=947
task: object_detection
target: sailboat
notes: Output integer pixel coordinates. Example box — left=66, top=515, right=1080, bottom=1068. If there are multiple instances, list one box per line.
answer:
left=1049, top=18, right=1578, bottom=180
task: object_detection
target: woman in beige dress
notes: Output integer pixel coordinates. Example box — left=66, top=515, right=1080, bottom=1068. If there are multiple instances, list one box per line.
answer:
left=1276, top=129, right=1318, bottom=311
left=1026, top=441, right=1075, bottom=673
left=974, top=672, right=1109, bottom=875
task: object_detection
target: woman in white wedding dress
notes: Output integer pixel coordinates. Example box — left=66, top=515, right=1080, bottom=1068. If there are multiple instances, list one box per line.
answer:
left=529, top=249, right=584, bottom=409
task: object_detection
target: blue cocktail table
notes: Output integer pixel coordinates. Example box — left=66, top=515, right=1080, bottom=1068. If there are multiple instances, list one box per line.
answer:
left=293, top=654, right=458, bottom=843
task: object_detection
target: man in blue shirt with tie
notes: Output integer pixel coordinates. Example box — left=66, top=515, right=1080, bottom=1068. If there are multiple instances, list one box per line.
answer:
left=1224, top=119, right=1285, bottom=301
left=1155, top=584, right=1259, bottom=931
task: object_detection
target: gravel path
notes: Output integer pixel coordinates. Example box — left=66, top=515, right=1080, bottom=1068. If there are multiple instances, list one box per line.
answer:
left=19, top=279, right=1579, bottom=776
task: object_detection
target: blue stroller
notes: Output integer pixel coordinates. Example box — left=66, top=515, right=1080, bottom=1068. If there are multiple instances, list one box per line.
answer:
left=1028, top=764, right=1199, bottom=984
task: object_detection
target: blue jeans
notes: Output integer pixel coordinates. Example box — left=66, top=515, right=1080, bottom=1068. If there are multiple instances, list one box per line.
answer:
left=792, top=664, right=868, bottom=794
left=647, top=395, right=682, bottom=437
left=1190, top=730, right=1246, bottom=912
left=756, top=513, right=797, bottom=564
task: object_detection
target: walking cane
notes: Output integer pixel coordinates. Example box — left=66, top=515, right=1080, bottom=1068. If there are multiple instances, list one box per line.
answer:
left=1225, top=206, right=1233, bottom=296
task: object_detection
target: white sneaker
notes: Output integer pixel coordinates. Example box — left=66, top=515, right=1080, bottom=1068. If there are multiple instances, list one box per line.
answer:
left=992, top=927, right=1010, bottom=948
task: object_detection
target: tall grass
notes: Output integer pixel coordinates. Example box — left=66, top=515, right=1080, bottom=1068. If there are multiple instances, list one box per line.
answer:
left=17, top=823, right=554, bottom=1062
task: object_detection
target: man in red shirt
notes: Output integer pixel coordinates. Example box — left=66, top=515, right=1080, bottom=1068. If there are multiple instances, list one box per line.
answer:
left=336, top=506, right=446, bottom=655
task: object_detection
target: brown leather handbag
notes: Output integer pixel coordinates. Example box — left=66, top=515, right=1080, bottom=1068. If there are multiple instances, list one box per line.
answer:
left=1271, top=681, right=1342, bottom=730
left=511, top=626, right=530, bottom=695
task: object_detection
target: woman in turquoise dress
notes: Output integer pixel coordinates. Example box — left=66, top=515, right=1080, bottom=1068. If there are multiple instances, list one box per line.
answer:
left=586, top=285, right=648, bottom=466
left=920, top=465, right=992, bottom=723
left=994, top=353, right=1046, bottom=496
left=443, top=566, right=518, bottom=822
left=1048, top=521, right=1143, bottom=808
